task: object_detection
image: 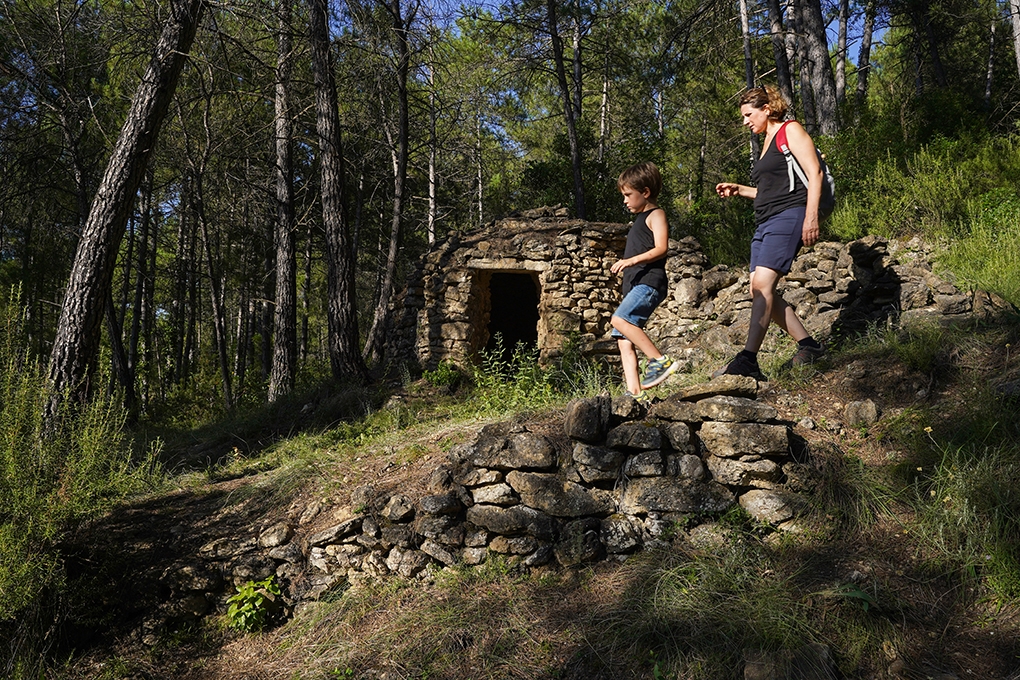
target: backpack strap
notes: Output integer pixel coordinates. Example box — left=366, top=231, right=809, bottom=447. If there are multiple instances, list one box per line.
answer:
left=775, top=120, right=810, bottom=193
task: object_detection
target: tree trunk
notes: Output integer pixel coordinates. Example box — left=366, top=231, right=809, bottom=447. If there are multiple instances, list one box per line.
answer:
left=300, top=219, right=312, bottom=363
left=309, top=0, right=366, bottom=381
left=104, top=291, right=137, bottom=421
left=855, top=0, right=876, bottom=116
left=835, top=0, right=849, bottom=104
left=363, top=0, right=412, bottom=366
left=798, top=0, right=838, bottom=134
left=1010, top=0, right=1020, bottom=80
left=127, top=170, right=150, bottom=391
left=739, top=0, right=755, bottom=89
left=791, top=0, right=816, bottom=131
left=986, top=18, right=996, bottom=110
left=739, top=0, right=761, bottom=161
left=918, top=3, right=948, bottom=88
left=598, top=38, right=610, bottom=164
left=546, top=0, right=586, bottom=219
left=45, top=0, right=205, bottom=423
left=476, top=114, right=483, bottom=224
left=194, top=173, right=234, bottom=411
left=269, top=0, right=297, bottom=402
left=427, top=63, right=437, bottom=246
left=766, top=0, right=796, bottom=111
left=572, top=18, right=583, bottom=124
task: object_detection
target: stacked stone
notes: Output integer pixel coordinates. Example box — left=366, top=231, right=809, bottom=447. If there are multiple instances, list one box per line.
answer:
left=388, top=214, right=631, bottom=369
left=388, top=209, right=1014, bottom=373
left=149, top=376, right=826, bottom=638
left=287, top=378, right=816, bottom=595
left=649, top=235, right=1014, bottom=361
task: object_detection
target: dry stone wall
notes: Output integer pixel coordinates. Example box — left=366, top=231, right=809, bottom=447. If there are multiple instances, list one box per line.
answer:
left=155, top=375, right=827, bottom=641
left=387, top=211, right=1014, bottom=373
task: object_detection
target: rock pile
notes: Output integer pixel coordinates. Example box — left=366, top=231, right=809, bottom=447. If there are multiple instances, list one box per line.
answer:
left=156, top=374, right=822, bottom=638
left=647, top=234, right=1013, bottom=367
left=386, top=209, right=1014, bottom=373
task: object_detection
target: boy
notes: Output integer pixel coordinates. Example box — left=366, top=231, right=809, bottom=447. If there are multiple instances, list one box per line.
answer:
left=610, top=162, right=677, bottom=401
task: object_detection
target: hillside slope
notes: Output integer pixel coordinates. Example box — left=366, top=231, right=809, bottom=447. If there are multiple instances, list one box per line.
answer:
left=53, top=315, right=1020, bottom=680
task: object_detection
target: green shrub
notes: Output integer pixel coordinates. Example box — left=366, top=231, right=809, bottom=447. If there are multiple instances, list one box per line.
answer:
left=912, top=438, right=1020, bottom=600
left=940, top=188, right=1020, bottom=306
left=0, top=291, right=159, bottom=676
left=469, top=334, right=614, bottom=415
left=423, top=360, right=462, bottom=389
left=226, top=576, right=282, bottom=632
left=826, top=133, right=1020, bottom=242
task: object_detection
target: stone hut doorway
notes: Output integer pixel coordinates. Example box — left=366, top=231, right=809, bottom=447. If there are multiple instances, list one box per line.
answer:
left=482, top=271, right=540, bottom=361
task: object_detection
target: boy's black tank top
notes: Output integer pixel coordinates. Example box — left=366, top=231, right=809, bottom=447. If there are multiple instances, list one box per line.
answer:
left=622, top=208, right=668, bottom=295
left=752, top=130, right=807, bottom=224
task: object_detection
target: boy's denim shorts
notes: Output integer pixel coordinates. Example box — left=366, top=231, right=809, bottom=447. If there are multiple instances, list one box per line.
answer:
left=611, top=284, right=665, bottom=339
left=750, top=206, right=806, bottom=274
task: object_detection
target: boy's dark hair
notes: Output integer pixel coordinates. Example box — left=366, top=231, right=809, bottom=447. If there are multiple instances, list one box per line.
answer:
left=617, top=161, right=662, bottom=200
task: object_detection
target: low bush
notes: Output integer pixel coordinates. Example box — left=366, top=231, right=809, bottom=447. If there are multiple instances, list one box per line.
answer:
left=0, top=292, right=160, bottom=677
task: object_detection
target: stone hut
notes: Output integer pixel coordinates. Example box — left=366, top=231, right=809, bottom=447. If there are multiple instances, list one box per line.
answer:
left=385, top=206, right=631, bottom=370
left=387, top=208, right=1014, bottom=374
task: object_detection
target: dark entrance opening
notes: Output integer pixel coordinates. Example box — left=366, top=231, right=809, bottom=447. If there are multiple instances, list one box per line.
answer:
left=485, top=272, right=540, bottom=360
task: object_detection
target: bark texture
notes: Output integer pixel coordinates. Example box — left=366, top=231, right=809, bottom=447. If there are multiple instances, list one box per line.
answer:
left=270, top=0, right=297, bottom=402
left=798, top=0, right=839, bottom=135
left=309, top=0, right=366, bottom=381
left=46, top=0, right=205, bottom=422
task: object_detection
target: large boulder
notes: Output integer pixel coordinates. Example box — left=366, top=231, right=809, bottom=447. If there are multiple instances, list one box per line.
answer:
left=465, top=504, right=556, bottom=540
left=699, top=422, right=789, bottom=458
left=506, top=471, right=615, bottom=517
left=619, top=478, right=735, bottom=514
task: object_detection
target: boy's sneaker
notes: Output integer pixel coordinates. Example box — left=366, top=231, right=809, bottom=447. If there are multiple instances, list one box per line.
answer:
left=624, top=390, right=652, bottom=404
left=711, top=353, right=766, bottom=381
left=784, top=344, right=826, bottom=369
left=640, top=356, right=678, bottom=389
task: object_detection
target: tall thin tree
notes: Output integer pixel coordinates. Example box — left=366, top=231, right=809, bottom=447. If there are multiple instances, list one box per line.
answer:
left=766, top=0, right=796, bottom=109
left=1009, top=0, right=1020, bottom=78
left=269, top=0, right=297, bottom=401
left=546, top=0, right=586, bottom=218
left=309, top=0, right=367, bottom=380
left=856, top=0, right=877, bottom=115
left=363, top=0, right=417, bottom=366
left=46, top=0, right=206, bottom=423
left=798, top=0, right=839, bottom=134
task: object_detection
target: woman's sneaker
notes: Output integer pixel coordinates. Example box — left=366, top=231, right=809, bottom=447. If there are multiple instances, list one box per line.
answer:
left=784, top=344, right=826, bottom=369
left=711, top=353, right=765, bottom=380
left=640, top=356, right=678, bottom=389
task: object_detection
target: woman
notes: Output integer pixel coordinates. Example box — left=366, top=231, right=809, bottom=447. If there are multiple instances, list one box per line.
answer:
left=714, top=86, right=826, bottom=379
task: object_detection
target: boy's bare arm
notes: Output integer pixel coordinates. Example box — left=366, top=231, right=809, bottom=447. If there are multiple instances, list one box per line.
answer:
left=610, top=210, right=669, bottom=274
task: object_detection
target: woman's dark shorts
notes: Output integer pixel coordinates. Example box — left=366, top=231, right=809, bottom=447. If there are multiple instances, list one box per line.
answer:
left=750, top=206, right=806, bottom=274
left=611, top=284, right=665, bottom=339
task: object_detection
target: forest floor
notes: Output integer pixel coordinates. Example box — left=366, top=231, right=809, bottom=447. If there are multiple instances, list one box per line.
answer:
left=55, top=323, right=1020, bottom=680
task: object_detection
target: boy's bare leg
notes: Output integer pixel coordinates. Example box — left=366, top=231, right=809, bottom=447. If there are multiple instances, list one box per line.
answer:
left=618, top=338, right=642, bottom=394
left=611, top=315, right=663, bottom=361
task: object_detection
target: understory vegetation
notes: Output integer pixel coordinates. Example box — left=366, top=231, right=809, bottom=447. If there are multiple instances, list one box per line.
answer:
left=5, top=136, right=1020, bottom=677
left=8, top=310, right=1020, bottom=678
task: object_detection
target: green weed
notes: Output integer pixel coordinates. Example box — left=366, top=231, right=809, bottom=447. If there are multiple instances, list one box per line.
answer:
left=226, top=576, right=283, bottom=632
left=910, top=437, right=1020, bottom=600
